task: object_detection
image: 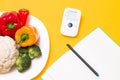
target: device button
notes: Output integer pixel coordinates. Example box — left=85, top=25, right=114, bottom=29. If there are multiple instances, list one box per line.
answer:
left=68, top=23, right=73, bottom=28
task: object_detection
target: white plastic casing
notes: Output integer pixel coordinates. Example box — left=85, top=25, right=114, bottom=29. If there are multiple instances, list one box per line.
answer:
left=60, top=8, right=81, bottom=37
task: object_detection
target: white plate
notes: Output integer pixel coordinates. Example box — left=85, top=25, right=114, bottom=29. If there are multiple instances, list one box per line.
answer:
left=0, top=13, right=50, bottom=80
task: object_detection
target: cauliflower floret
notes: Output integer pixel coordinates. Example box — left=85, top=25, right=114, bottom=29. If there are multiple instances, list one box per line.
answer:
left=0, top=36, right=19, bottom=73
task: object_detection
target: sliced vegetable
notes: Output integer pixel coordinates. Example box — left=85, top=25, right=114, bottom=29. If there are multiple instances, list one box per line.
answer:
left=15, top=25, right=39, bottom=47
left=18, top=8, right=29, bottom=26
left=16, top=53, right=31, bottom=72
left=28, top=45, right=42, bottom=59
left=0, top=11, right=22, bottom=38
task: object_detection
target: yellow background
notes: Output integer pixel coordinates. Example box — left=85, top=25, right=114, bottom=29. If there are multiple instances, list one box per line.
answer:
left=0, top=0, right=120, bottom=80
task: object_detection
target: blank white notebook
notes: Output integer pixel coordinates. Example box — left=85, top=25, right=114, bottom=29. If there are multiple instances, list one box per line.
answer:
left=41, top=28, right=120, bottom=80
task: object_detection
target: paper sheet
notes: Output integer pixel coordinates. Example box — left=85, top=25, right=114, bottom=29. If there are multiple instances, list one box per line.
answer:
left=42, top=28, right=120, bottom=80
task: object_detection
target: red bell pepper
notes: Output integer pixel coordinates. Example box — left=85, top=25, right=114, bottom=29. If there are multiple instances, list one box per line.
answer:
left=18, top=8, right=29, bottom=26
left=0, top=11, right=22, bottom=38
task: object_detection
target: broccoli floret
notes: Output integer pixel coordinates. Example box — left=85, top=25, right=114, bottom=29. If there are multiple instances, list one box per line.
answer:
left=28, top=45, right=42, bottom=59
left=18, top=47, right=28, bottom=53
left=16, top=53, right=31, bottom=72
left=18, top=47, right=28, bottom=56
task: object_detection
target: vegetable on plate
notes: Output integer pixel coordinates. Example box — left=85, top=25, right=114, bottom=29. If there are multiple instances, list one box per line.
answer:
left=18, top=8, right=29, bottom=26
left=28, top=44, right=42, bottom=59
left=16, top=45, right=42, bottom=72
left=0, top=9, right=42, bottom=73
left=0, top=11, right=22, bottom=38
left=15, top=25, right=39, bottom=47
left=16, top=53, right=31, bottom=72
left=18, top=44, right=42, bottom=59
left=0, top=36, right=19, bottom=73
left=18, top=47, right=28, bottom=55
